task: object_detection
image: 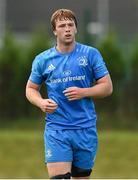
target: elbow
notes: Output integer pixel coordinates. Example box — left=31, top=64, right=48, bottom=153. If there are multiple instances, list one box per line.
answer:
left=25, top=86, right=30, bottom=100
left=25, top=88, right=28, bottom=100
left=107, top=83, right=113, bottom=97
left=109, top=88, right=113, bottom=96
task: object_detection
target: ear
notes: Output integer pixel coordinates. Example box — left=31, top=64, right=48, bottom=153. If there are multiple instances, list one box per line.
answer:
left=75, top=27, right=77, bottom=34
left=53, top=31, right=57, bottom=36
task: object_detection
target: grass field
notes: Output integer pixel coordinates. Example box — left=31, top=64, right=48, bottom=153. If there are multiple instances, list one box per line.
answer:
left=0, top=128, right=138, bottom=178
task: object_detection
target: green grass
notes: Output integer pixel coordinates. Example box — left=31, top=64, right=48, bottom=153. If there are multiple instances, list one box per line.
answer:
left=0, top=129, right=138, bottom=178
left=0, top=130, right=47, bottom=178
left=93, top=130, right=138, bottom=178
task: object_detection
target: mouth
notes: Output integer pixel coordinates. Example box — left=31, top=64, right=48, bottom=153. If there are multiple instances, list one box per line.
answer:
left=65, top=34, right=71, bottom=38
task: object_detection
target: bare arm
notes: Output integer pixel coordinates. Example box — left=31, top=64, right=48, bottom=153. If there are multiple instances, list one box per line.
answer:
left=26, top=80, right=58, bottom=113
left=63, top=74, right=113, bottom=101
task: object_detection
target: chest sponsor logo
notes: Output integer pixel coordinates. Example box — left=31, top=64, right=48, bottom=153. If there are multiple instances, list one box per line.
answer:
left=63, top=70, right=72, bottom=76
left=50, top=75, right=85, bottom=84
left=77, top=56, right=88, bottom=67
left=47, top=64, right=56, bottom=71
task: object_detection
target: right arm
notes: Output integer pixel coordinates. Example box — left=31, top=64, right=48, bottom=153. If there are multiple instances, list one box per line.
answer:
left=26, top=80, right=58, bottom=113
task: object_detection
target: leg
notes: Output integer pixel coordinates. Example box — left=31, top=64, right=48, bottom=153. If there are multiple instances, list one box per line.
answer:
left=71, top=165, right=92, bottom=179
left=70, top=128, right=98, bottom=179
left=44, top=129, right=73, bottom=179
left=72, top=177, right=89, bottom=179
left=47, top=162, right=71, bottom=178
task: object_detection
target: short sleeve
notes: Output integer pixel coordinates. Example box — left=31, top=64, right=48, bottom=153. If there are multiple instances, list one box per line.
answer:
left=91, top=49, right=109, bottom=80
left=29, top=56, right=43, bottom=85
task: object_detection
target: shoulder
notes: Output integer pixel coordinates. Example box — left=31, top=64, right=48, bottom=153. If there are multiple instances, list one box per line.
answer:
left=35, top=47, right=54, bottom=62
left=33, top=48, right=53, bottom=69
left=76, top=42, right=101, bottom=56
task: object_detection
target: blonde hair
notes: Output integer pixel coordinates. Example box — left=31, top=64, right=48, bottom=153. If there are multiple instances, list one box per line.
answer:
left=51, top=9, right=77, bottom=31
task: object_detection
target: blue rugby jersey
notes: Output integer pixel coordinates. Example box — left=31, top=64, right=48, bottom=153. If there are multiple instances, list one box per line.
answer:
left=29, top=42, right=109, bottom=129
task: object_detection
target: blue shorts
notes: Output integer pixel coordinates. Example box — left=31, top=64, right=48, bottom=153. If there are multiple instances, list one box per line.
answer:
left=44, top=127, right=98, bottom=169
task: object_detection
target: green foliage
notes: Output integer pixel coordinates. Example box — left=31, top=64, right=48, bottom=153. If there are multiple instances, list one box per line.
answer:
left=26, top=26, right=51, bottom=66
left=0, top=31, right=22, bottom=117
left=19, top=26, right=50, bottom=116
left=131, top=40, right=138, bottom=78
left=0, top=27, right=50, bottom=118
left=122, top=40, right=138, bottom=117
left=98, top=34, right=125, bottom=82
left=96, top=33, right=126, bottom=113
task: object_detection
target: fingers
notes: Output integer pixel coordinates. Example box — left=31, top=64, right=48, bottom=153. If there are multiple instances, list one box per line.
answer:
left=66, top=97, right=77, bottom=101
left=41, top=99, right=58, bottom=113
left=48, top=99, right=58, bottom=105
left=46, top=101, right=58, bottom=112
left=63, top=87, right=76, bottom=93
left=42, top=106, right=57, bottom=113
left=47, top=100, right=58, bottom=111
left=45, top=109, right=55, bottom=113
left=64, top=92, right=76, bottom=97
left=64, top=94, right=76, bottom=101
left=63, top=87, right=78, bottom=101
left=47, top=103, right=58, bottom=108
left=63, top=87, right=76, bottom=97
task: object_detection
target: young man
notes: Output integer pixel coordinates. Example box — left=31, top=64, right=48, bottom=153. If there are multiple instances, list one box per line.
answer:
left=26, top=9, right=113, bottom=179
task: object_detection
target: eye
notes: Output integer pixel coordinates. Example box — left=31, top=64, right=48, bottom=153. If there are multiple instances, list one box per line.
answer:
left=58, top=24, right=66, bottom=28
left=68, top=23, right=74, bottom=27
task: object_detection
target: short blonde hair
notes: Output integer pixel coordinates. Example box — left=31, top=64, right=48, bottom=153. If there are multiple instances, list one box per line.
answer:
left=51, top=9, right=77, bottom=31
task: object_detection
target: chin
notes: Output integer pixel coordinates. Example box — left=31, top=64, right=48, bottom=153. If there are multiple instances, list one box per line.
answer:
left=64, top=39, right=74, bottom=45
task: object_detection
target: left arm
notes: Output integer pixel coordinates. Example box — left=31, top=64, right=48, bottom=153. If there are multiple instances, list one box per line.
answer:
left=63, top=74, right=113, bottom=101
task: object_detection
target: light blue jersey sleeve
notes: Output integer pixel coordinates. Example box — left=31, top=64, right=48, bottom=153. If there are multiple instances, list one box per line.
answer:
left=91, top=48, right=109, bottom=80
left=29, top=56, right=44, bottom=85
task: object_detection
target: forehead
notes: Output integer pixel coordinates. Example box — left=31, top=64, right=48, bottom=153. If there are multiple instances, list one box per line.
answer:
left=55, top=18, right=75, bottom=25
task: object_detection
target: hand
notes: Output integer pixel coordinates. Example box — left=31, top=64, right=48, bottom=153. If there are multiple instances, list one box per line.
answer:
left=63, top=87, right=84, bottom=101
left=39, top=99, right=58, bottom=113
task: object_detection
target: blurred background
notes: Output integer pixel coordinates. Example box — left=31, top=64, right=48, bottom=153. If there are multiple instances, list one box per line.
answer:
left=0, top=0, right=138, bottom=178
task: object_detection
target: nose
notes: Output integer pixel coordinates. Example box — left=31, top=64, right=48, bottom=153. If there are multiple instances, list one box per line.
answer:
left=65, top=25, right=70, bottom=32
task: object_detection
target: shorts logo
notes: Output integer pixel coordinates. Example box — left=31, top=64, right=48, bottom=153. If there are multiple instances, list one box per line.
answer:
left=77, top=56, right=88, bottom=67
left=46, top=149, right=52, bottom=158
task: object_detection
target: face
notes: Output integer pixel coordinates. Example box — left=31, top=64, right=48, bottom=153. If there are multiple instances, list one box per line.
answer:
left=53, top=18, right=77, bottom=45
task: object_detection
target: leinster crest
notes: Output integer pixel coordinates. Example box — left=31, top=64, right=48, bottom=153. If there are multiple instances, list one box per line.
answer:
left=77, top=56, right=88, bottom=67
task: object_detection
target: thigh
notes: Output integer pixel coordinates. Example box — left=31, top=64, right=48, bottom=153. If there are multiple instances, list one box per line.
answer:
left=44, top=129, right=73, bottom=163
left=47, top=162, right=72, bottom=177
left=72, top=128, right=98, bottom=170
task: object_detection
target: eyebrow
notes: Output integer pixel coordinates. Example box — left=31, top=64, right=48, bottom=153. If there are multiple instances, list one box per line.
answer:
left=57, top=21, right=74, bottom=26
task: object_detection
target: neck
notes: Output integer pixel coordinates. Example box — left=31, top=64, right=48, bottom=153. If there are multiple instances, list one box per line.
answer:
left=56, top=41, right=75, bottom=53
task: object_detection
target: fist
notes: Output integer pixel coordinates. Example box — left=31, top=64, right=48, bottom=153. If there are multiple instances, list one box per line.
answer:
left=40, top=99, right=58, bottom=113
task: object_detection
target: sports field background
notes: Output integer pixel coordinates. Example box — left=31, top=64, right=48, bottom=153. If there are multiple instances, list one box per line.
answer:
left=0, top=0, right=138, bottom=179
left=0, top=119, right=138, bottom=179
